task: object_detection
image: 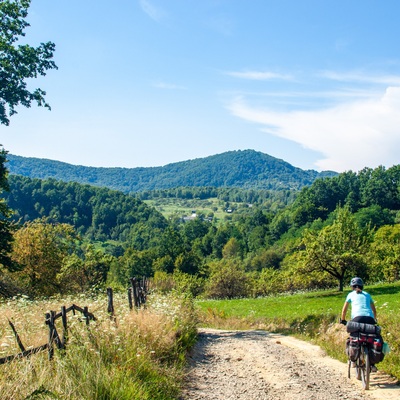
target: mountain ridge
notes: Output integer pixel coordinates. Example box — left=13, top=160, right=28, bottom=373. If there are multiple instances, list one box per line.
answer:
left=6, top=149, right=337, bottom=193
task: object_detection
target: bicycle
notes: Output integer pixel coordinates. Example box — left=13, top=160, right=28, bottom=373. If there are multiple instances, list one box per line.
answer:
left=342, top=320, right=383, bottom=390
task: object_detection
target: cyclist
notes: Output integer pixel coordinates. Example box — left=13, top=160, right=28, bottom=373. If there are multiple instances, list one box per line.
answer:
left=340, top=277, right=378, bottom=371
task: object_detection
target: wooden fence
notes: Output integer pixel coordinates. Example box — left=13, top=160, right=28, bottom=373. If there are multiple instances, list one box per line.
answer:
left=127, top=276, right=148, bottom=310
left=0, top=277, right=148, bottom=365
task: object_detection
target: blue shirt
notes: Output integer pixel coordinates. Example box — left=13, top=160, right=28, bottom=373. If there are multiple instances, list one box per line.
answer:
left=346, top=290, right=374, bottom=319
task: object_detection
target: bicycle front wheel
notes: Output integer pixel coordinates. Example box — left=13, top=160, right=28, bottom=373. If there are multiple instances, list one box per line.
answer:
left=361, top=346, right=370, bottom=390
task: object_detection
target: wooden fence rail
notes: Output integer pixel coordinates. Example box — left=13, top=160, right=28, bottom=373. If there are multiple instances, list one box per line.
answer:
left=0, top=304, right=96, bottom=365
left=0, top=276, right=148, bottom=366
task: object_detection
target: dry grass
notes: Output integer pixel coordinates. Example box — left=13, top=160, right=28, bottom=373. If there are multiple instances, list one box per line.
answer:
left=0, top=291, right=197, bottom=400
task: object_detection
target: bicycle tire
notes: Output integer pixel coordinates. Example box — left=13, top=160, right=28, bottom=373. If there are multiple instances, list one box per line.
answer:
left=361, top=346, right=370, bottom=390
left=355, top=357, right=362, bottom=380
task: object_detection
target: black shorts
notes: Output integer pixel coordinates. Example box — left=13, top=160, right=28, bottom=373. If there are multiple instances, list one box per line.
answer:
left=352, top=316, right=376, bottom=324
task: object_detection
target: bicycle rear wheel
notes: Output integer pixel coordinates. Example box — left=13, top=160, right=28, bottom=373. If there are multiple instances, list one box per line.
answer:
left=355, top=358, right=362, bottom=380
left=361, top=346, right=370, bottom=390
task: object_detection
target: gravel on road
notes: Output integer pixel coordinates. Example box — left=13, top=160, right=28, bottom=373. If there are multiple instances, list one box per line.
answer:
left=180, top=329, right=399, bottom=400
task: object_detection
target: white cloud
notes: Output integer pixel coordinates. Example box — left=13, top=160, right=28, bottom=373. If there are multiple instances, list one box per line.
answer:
left=226, top=70, right=293, bottom=81
left=228, top=87, right=400, bottom=172
left=139, top=0, right=166, bottom=22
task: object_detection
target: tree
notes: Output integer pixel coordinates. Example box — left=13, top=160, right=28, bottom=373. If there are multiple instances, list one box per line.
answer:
left=0, top=0, right=57, bottom=125
left=0, top=0, right=56, bottom=273
left=222, top=237, right=242, bottom=259
left=58, top=245, right=115, bottom=292
left=369, top=224, right=400, bottom=282
left=174, top=251, right=201, bottom=274
left=245, top=248, right=282, bottom=272
left=11, top=218, right=77, bottom=296
left=354, top=205, right=394, bottom=229
left=0, top=146, right=15, bottom=270
left=114, top=247, right=154, bottom=282
left=205, top=259, right=248, bottom=299
left=158, top=225, right=185, bottom=261
left=183, top=218, right=210, bottom=244
left=298, top=206, right=371, bottom=291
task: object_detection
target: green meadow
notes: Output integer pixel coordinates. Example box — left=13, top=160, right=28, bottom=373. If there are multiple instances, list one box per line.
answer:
left=143, top=197, right=243, bottom=222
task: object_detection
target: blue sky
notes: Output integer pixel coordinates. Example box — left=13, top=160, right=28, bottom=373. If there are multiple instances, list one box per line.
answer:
left=2, top=0, right=400, bottom=172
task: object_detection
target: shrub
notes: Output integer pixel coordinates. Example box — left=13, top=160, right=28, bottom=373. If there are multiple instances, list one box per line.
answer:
left=204, top=259, right=249, bottom=299
left=172, top=270, right=205, bottom=297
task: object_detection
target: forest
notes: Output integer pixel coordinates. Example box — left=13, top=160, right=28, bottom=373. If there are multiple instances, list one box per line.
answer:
left=1, top=152, right=400, bottom=299
left=7, top=149, right=337, bottom=193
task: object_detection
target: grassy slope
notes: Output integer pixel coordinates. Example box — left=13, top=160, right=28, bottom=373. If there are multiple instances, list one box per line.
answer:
left=195, top=282, right=400, bottom=381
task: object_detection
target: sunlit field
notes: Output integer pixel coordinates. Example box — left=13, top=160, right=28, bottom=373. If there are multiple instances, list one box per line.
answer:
left=2, top=283, right=399, bottom=398
left=144, top=197, right=243, bottom=222
left=0, top=291, right=197, bottom=400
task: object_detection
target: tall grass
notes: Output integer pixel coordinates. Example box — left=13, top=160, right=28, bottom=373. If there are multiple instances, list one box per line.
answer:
left=0, top=291, right=197, bottom=400
left=196, top=282, right=400, bottom=381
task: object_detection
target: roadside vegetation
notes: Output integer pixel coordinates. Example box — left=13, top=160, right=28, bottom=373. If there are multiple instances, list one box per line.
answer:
left=0, top=291, right=197, bottom=400
left=196, top=281, right=400, bottom=381
left=0, top=1, right=398, bottom=397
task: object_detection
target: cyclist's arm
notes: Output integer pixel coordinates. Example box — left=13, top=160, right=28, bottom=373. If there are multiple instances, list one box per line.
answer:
left=371, top=301, right=377, bottom=321
left=341, top=301, right=349, bottom=320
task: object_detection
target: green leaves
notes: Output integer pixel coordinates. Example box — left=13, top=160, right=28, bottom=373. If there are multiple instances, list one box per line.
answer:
left=0, top=146, right=15, bottom=270
left=299, top=206, right=371, bottom=290
left=11, top=218, right=78, bottom=296
left=0, top=0, right=30, bottom=44
left=0, top=0, right=57, bottom=125
left=370, top=225, right=400, bottom=282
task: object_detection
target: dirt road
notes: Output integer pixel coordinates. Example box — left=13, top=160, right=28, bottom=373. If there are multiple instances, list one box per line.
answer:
left=180, top=329, right=399, bottom=400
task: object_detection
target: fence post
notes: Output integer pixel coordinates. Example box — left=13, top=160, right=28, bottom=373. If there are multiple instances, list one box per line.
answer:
left=46, top=311, right=55, bottom=360
left=2, top=303, right=98, bottom=365
left=83, top=306, right=90, bottom=326
left=143, top=276, right=148, bottom=293
left=128, top=287, right=133, bottom=310
left=140, top=276, right=147, bottom=305
left=61, top=306, right=67, bottom=350
left=107, top=287, right=116, bottom=321
left=130, top=277, right=140, bottom=309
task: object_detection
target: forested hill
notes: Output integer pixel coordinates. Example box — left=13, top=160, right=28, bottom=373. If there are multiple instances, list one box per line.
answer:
left=6, top=150, right=337, bottom=193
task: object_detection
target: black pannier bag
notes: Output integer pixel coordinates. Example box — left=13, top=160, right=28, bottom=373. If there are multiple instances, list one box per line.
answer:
left=369, top=336, right=385, bottom=364
left=346, top=335, right=360, bottom=362
left=345, top=331, right=385, bottom=365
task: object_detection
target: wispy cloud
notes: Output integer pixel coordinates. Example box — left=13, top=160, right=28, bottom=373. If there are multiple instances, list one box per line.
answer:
left=321, top=70, right=400, bottom=85
left=228, top=87, right=400, bottom=172
left=139, top=0, right=166, bottom=22
left=152, top=81, right=187, bottom=90
left=226, top=70, right=293, bottom=81
left=224, top=88, right=380, bottom=100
